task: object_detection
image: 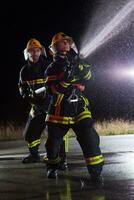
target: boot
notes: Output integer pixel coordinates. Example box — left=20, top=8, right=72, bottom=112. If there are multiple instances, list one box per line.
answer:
left=47, top=168, right=58, bottom=179
left=88, top=163, right=104, bottom=188
left=58, top=158, right=68, bottom=170
left=22, top=146, right=40, bottom=164
left=90, top=174, right=104, bottom=189
left=22, top=154, right=40, bottom=164
left=46, top=162, right=59, bottom=179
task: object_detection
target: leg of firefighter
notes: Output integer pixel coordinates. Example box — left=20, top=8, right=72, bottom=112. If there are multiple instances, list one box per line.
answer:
left=45, top=125, right=69, bottom=178
left=22, top=112, right=46, bottom=163
left=58, top=133, right=69, bottom=170
left=73, top=119, right=104, bottom=188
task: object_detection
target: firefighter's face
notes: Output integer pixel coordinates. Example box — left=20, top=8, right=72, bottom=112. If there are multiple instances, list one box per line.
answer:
left=56, top=39, right=71, bottom=54
left=28, top=48, right=41, bottom=63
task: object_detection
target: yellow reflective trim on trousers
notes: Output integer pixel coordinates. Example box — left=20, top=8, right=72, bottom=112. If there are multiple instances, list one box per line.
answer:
left=60, top=81, right=70, bottom=88
left=28, top=139, right=41, bottom=148
left=76, top=110, right=92, bottom=122
left=84, top=71, right=91, bottom=80
left=45, top=114, right=75, bottom=124
left=85, top=155, right=104, bottom=166
left=22, top=79, right=46, bottom=85
left=47, top=157, right=60, bottom=164
left=63, top=133, right=69, bottom=152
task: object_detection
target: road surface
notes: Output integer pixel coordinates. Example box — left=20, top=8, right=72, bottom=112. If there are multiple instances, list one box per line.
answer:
left=0, top=135, right=134, bottom=200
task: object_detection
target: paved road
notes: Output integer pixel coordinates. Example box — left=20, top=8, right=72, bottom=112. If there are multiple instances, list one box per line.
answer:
left=0, top=135, right=134, bottom=200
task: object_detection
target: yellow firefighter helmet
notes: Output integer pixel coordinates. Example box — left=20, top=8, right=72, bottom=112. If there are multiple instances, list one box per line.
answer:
left=49, top=32, right=78, bottom=55
left=26, top=38, right=42, bottom=50
left=50, top=32, right=73, bottom=47
left=23, top=38, right=47, bottom=60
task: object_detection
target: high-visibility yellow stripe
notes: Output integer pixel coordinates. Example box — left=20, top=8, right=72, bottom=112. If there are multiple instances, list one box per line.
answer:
left=77, top=114, right=92, bottom=122
left=43, top=155, right=48, bottom=162
left=85, top=155, right=104, bottom=165
left=46, top=110, right=92, bottom=124
left=70, top=77, right=79, bottom=83
left=84, top=71, right=91, bottom=80
left=47, top=157, right=60, bottom=164
left=77, top=110, right=91, bottom=118
left=22, top=79, right=46, bottom=85
left=76, top=110, right=92, bottom=121
left=82, top=96, right=89, bottom=106
left=78, top=64, right=84, bottom=71
left=85, top=98, right=89, bottom=106
left=54, top=94, right=61, bottom=106
left=45, top=114, right=75, bottom=124
left=28, top=139, right=41, bottom=148
left=60, top=81, right=70, bottom=88
left=54, top=94, right=63, bottom=106
left=81, top=96, right=89, bottom=110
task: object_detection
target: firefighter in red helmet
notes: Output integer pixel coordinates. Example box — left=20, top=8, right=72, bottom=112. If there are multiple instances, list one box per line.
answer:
left=44, top=32, right=104, bottom=188
left=18, top=38, right=68, bottom=169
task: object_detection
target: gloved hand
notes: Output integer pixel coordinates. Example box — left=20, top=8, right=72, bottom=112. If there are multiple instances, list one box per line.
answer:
left=62, top=50, right=78, bottom=81
left=67, top=48, right=79, bottom=65
left=28, top=88, right=36, bottom=99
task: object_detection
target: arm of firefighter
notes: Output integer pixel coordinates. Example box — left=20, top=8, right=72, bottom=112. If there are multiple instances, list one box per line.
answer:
left=44, top=64, right=59, bottom=94
left=18, top=80, right=30, bottom=99
left=67, top=50, right=92, bottom=82
left=18, top=68, right=31, bottom=99
left=57, top=59, right=80, bottom=89
left=76, top=62, right=92, bottom=81
left=55, top=61, right=92, bottom=93
left=44, top=61, right=79, bottom=94
left=44, top=63, right=69, bottom=94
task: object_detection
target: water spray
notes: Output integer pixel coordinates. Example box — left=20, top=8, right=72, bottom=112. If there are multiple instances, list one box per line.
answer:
left=80, top=0, right=134, bottom=58
left=112, top=66, right=134, bottom=79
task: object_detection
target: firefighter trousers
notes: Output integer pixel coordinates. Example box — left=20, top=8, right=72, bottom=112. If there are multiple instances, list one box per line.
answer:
left=23, top=111, right=67, bottom=158
left=45, top=118, right=104, bottom=175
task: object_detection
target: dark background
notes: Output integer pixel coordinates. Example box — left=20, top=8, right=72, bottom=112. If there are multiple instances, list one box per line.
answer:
left=1, top=0, right=134, bottom=123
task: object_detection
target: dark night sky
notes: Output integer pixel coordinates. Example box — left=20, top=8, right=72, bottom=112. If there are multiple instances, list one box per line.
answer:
left=1, top=0, right=134, bottom=123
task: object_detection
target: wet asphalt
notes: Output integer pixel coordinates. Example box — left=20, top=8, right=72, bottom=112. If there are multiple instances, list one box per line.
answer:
left=0, top=135, right=134, bottom=200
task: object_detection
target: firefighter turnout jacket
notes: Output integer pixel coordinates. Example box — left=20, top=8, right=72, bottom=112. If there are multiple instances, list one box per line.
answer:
left=18, top=56, right=50, bottom=115
left=45, top=52, right=92, bottom=125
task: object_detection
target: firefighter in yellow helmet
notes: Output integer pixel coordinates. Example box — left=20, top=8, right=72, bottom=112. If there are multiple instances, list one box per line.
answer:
left=44, top=32, right=104, bottom=188
left=18, top=38, right=68, bottom=168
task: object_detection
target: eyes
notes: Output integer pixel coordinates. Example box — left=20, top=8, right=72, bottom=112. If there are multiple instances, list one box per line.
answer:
left=58, top=39, right=70, bottom=46
left=62, top=40, right=70, bottom=45
left=28, top=48, right=41, bottom=54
